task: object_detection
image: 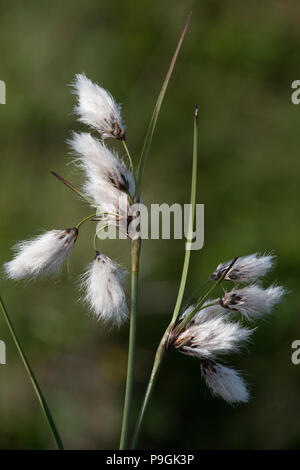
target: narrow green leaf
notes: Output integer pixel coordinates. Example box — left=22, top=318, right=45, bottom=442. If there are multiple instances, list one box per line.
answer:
left=0, top=295, right=64, bottom=450
left=135, top=11, right=192, bottom=199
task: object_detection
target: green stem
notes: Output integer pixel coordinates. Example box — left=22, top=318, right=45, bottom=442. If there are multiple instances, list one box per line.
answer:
left=119, top=238, right=141, bottom=449
left=93, top=223, right=112, bottom=251
left=0, top=295, right=64, bottom=450
left=131, top=304, right=218, bottom=450
left=93, top=232, right=98, bottom=252
left=171, top=105, right=198, bottom=324
left=130, top=325, right=170, bottom=449
left=75, top=213, right=97, bottom=228
left=177, top=257, right=238, bottom=332
left=91, top=211, right=122, bottom=222
left=122, top=140, right=134, bottom=173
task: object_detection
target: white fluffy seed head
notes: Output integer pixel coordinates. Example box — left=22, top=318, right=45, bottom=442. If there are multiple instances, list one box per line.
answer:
left=211, top=253, right=275, bottom=283
left=174, top=312, right=252, bottom=359
left=4, top=228, right=78, bottom=280
left=201, top=360, right=249, bottom=404
left=80, top=252, right=128, bottom=326
left=72, top=73, right=125, bottom=140
left=69, top=131, right=135, bottom=212
left=221, top=284, right=287, bottom=319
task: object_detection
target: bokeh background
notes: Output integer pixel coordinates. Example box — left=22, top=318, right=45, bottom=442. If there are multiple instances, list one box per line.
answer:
left=0, top=0, right=299, bottom=450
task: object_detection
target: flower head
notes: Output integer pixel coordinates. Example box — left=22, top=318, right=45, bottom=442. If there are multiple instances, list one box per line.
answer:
left=69, top=132, right=134, bottom=215
left=72, top=73, right=125, bottom=140
left=174, top=306, right=252, bottom=359
left=174, top=303, right=252, bottom=402
left=220, top=284, right=286, bottom=319
left=4, top=228, right=78, bottom=280
left=172, top=250, right=286, bottom=404
left=211, top=253, right=275, bottom=283
left=200, top=359, right=249, bottom=404
left=80, top=252, right=128, bottom=326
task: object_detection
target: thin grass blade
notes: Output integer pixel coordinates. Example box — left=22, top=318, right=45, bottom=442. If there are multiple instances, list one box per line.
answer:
left=135, top=11, right=192, bottom=198
left=0, top=295, right=64, bottom=450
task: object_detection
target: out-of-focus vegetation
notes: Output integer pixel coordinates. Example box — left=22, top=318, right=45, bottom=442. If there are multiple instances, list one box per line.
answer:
left=0, top=0, right=299, bottom=449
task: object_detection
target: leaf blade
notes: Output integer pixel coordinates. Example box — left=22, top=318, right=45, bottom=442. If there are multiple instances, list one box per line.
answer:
left=135, top=11, right=192, bottom=198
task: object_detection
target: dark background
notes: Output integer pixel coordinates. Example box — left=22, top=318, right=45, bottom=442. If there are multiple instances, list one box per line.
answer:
left=0, top=0, right=299, bottom=449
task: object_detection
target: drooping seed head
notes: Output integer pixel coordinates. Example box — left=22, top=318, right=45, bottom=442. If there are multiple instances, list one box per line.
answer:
left=200, top=359, right=249, bottom=404
left=211, top=253, right=275, bottom=283
left=69, top=131, right=134, bottom=214
left=220, top=284, right=286, bottom=319
left=174, top=309, right=252, bottom=359
left=72, top=73, right=125, bottom=140
left=80, top=252, right=128, bottom=326
left=4, top=228, right=78, bottom=280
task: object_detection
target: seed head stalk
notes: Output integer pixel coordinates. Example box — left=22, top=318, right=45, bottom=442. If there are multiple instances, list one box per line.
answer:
left=176, top=257, right=238, bottom=333
left=122, top=140, right=134, bottom=174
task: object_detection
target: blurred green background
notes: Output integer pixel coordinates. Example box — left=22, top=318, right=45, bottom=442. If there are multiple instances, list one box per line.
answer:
left=0, top=0, right=299, bottom=450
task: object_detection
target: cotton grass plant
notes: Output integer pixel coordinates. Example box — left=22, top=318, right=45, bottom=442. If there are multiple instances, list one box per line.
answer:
left=1, top=12, right=286, bottom=450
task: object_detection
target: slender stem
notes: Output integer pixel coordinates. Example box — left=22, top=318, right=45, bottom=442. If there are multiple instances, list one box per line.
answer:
left=0, top=296, right=64, bottom=450
left=131, top=302, right=217, bottom=450
left=196, top=301, right=218, bottom=311
left=177, top=257, right=238, bottom=332
left=93, top=223, right=112, bottom=251
left=91, top=211, right=121, bottom=221
left=122, top=140, right=134, bottom=173
left=171, top=105, right=198, bottom=324
left=93, top=232, right=98, bottom=252
left=131, top=303, right=223, bottom=449
left=126, top=191, right=134, bottom=206
left=75, top=213, right=97, bottom=228
left=131, top=325, right=170, bottom=449
left=119, top=238, right=141, bottom=450
left=181, top=279, right=211, bottom=312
